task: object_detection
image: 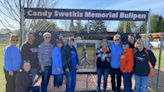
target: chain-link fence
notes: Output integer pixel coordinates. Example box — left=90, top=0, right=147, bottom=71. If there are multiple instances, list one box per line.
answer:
left=146, top=36, right=163, bottom=92
left=23, top=18, right=154, bottom=92
left=21, top=7, right=156, bottom=92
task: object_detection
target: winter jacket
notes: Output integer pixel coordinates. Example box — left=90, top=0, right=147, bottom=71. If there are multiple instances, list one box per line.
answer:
left=134, top=48, right=156, bottom=76
left=120, top=48, right=134, bottom=73
left=62, top=44, right=79, bottom=71
left=15, top=70, right=32, bottom=92
left=96, top=46, right=111, bottom=69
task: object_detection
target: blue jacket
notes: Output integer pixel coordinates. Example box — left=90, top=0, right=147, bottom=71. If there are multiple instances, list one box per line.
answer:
left=52, top=47, right=64, bottom=75
left=4, top=45, right=22, bottom=73
left=110, top=42, right=123, bottom=69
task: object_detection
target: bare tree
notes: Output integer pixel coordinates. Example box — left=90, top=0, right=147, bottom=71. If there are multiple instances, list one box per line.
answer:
left=0, top=0, right=59, bottom=46
left=61, top=20, right=69, bottom=31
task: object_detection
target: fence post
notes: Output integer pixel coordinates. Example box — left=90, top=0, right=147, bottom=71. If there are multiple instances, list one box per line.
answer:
left=21, top=6, right=25, bottom=43
left=157, top=37, right=163, bottom=92
left=145, top=9, right=151, bottom=48
left=86, top=74, right=88, bottom=91
left=87, top=20, right=90, bottom=33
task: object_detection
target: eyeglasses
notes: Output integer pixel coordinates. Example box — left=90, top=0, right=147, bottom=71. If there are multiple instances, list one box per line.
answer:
left=114, top=39, right=120, bottom=41
left=12, top=39, right=18, bottom=41
left=45, top=37, right=51, bottom=39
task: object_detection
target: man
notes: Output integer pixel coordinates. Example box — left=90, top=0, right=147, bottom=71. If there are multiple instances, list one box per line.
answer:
left=62, top=37, right=79, bottom=92
left=20, top=32, right=39, bottom=86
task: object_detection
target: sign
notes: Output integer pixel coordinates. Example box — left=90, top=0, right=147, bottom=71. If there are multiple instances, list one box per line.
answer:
left=24, top=8, right=149, bottom=21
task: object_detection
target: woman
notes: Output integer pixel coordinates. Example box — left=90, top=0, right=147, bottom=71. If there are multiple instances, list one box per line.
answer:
left=128, top=34, right=136, bottom=49
left=96, top=39, right=111, bottom=92
left=38, top=32, right=53, bottom=92
left=4, top=34, right=22, bottom=92
left=52, top=39, right=64, bottom=92
left=20, top=32, right=39, bottom=85
left=120, top=41, right=134, bottom=92
left=110, top=34, right=123, bottom=92
left=15, top=61, right=40, bottom=92
left=134, top=39, right=156, bottom=92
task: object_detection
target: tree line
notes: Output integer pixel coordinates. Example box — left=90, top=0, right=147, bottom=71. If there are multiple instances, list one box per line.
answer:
left=117, top=14, right=164, bottom=33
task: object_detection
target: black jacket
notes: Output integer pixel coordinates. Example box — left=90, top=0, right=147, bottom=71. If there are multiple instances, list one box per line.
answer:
left=15, top=70, right=32, bottom=92
left=62, top=45, right=79, bottom=71
left=134, top=49, right=156, bottom=76
left=20, top=42, right=39, bottom=69
left=96, top=46, right=111, bottom=69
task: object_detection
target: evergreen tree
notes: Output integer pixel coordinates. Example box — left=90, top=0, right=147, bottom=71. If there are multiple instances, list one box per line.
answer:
left=90, top=20, right=107, bottom=32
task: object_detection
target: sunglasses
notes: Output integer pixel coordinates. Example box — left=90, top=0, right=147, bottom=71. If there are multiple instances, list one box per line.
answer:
left=12, top=39, right=18, bottom=41
left=23, top=60, right=30, bottom=63
left=114, top=39, right=120, bottom=41
left=57, top=42, right=63, bottom=44
left=45, top=37, right=51, bottom=38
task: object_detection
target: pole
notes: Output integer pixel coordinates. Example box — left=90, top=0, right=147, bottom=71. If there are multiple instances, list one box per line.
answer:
left=123, top=21, right=127, bottom=33
left=145, top=9, right=151, bottom=48
left=21, top=6, right=25, bottom=43
left=87, top=20, right=90, bottom=33
left=157, top=37, right=163, bottom=92
left=86, top=74, right=88, bottom=91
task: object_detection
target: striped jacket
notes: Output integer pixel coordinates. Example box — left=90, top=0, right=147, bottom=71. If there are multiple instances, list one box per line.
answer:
left=96, top=46, right=111, bottom=69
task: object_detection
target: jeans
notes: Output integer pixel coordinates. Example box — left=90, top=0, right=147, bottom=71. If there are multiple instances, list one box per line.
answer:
left=32, top=86, right=40, bottom=92
left=122, top=72, right=133, bottom=92
left=31, top=68, right=37, bottom=86
left=4, top=68, right=18, bottom=92
left=110, top=68, right=121, bottom=92
left=97, top=68, right=110, bottom=91
left=54, top=74, right=63, bottom=87
left=65, top=67, right=76, bottom=92
left=41, top=66, right=51, bottom=92
left=135, top=75, right=150, bottom=92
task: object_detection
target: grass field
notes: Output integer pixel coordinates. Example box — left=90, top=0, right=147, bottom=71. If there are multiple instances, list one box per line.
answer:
left=0, top=45, right=163, bottom=92
left=0, top=45, right=8, bottom=92
left=152, top=49, right=164, bottom=67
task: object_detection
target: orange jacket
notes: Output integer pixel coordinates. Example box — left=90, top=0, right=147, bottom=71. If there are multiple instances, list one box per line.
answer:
left=120, top=48, right=134, bottom=73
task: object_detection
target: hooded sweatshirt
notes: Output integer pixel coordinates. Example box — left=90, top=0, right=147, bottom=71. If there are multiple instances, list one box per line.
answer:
left=120, top=48, right=134, bottom=73
left=15, top=70, right=32, bottom=92
left=134, top=49, right=156, bottom=76
left=110, top=42, right=123, bottom=69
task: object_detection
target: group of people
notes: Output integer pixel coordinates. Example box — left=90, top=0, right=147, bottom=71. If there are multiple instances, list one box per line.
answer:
left=96, top=34, right=156, bottom=92
left=3, top=32, right=156, bottom=92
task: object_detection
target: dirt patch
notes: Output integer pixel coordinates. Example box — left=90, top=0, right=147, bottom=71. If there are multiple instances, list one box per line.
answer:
left=34, top=65, right=164, bottom=92
left=35, top=74, right=136, bottom=92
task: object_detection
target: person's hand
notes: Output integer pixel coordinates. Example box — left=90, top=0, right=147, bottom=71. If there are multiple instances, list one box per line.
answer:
left=65, top=68, right=69, bottom=72
left=75, top=64, right=79, bottom=69
left=30, top=90, right=32, bottom=92
left=57, top=68, right=61, bottom=73
left=9, top=72, right=14, bottom=76
left=41, top=66, right=45, bottom=72
left=106, top=58, right=110, bottom=62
